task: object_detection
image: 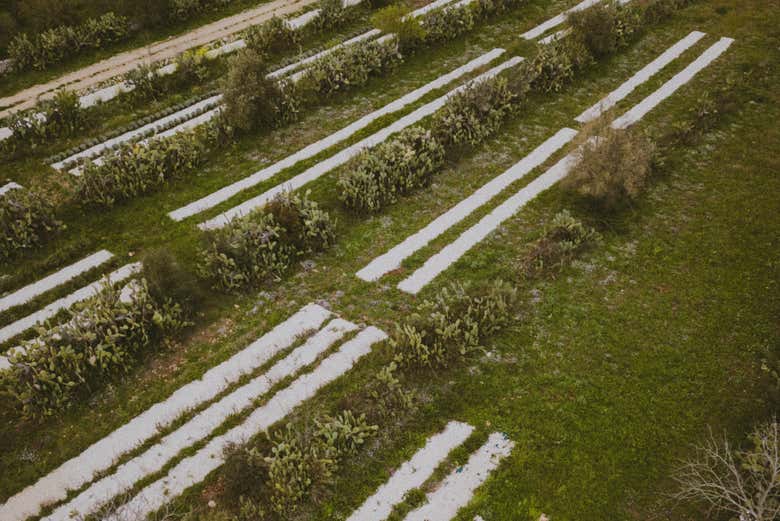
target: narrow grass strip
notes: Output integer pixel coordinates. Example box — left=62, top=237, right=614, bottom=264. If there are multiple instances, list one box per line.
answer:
left=346, top=421, right=475, bottom=521
left=0, top=262, right=141, bottom=345
left=0, top=303, right=330, bottom=521
left=397, top=149, right=578, bottom=294
left=612, top=36, right=734, bottom=128
left=0, top=181, right=23, bottom=195
left=106, top=326, right=388, bottom=521
left=0, top=250, right=114, bottom=313
left=199, top=56, right=524, bottom=230
left=357, top=128, right=577, bottom=282
left=403, top=432, right=515, bottom=521
left=43, top=318, right=358, bottom=521
left=576, top=30, right=707, bottom=123
left=170, top=49, right=506, bottom=222
left=520, top=0, right=601, bottom=40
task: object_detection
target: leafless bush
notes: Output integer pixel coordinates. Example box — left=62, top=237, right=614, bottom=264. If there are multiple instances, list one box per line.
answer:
left=673, top=419, right=780, bottom=521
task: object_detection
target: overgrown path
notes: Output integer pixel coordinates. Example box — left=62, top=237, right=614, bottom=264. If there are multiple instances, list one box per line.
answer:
left=0, top=0, right=317, bottom=118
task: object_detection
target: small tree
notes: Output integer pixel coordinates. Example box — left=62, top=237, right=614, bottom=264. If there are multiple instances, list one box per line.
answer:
left=371, top=4, right=426, bottom=52
left=673, top=420, right=780, bottom=521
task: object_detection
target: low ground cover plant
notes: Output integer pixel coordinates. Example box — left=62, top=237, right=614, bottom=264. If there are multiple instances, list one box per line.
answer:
left=0, top=278, right=188, bottom=420
left=199, top=191, right=336, bottom=292
left=0, top=188, right=62, bottom=262
left=519, top=210, right=600, bottom=279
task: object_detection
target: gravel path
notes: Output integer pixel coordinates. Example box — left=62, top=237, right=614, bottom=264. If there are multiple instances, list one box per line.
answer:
left=0, top=0, right=317, bottom=118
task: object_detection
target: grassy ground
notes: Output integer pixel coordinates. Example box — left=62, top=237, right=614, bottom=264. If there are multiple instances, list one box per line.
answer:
left=0, top=0, right=778, bottom=519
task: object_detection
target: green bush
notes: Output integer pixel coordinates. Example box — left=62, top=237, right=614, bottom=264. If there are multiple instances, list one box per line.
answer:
left=562, top=124, right=656, bottom=210
left=298, top=36, right=401, bottom=97
left=220, top=49, right=300, bottom=137
left=8, top=12, right=130, bottom=71
left=0, top=188, right=62, bottom=261
left=568, top=2, right=620, bottom=58
left=0, top=279, right=188, bottom=420
left=263, top=411, right=377, bottom=515
left=141, top=248, right=204, bottom=315
left=431, top=76, right=517, bottom=150
left=199, top=191, right=336, bottom=292
left=245, top=16, right=301, bottom=55
left=524, top=39, right=590, bottom=94
left=371, top=4, right=426, bottom=52
left=391, top=280, right=517, bottom=370
left=520, top=210, right=600, bottom=279
left=314, top=0, right=348, bottom=31
left=338, top=127, right=445, bottom=213
left=123, top=62, right=166, bottom=102
left=422, top=2, right=475, bottom=44
left=75, top=129, right=210, bottom=207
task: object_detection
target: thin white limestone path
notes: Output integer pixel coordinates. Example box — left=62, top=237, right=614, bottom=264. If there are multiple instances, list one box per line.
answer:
left=0, top=181, right=23, bottom=195
left=53, top=95, right=223, bottom=170
left=0, top=304, right=330, bottom=521
left=170, top=48, right=506, bottom=222
left=0, top=262, right=141, bottom=345
left=0, top=250, right=113, bottom=313
left=403, top=432, right=515, bottom=521
left=357, top=128, right=577, bottom=282
left=106, top=326, right=388, bottom=521
left=43, top=318, right=357, bottom=521
left=520, top=0, right=600, bottom=40
left=397, top=150, right=580, bottom=294
left=538, top=27, right=571, bottom=45
left=576, top=30, right=707, bottom=123
left=346, top=421, right=475, bottom=521
left=199, top=56, right=524, bottom=230
left=612, top=36, right=734, bottom=129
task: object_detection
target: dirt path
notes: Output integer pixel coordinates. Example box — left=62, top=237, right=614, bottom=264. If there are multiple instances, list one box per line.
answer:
left=0, top=0, right=318, bottom=118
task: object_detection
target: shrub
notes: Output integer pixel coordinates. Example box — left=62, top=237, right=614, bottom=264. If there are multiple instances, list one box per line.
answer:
left=299, top=36, right=401, bottom=97
left=75, top=129, right=210, bottom=207
left=338, top=127, right=445, bottom=213
left=391, top=280, right=517, bottom=370
left=141, top=248, right=204, bottom=315
left=172, top=47, right=211, bottom=87
left=199, top=191, right=336, bottom=292
left=562, top=124, right=656, bottom=210
left=0, top=188, right=62, bottom=261
left=0, top=279, right=188, bottom=420
left=431, top=76, right=517, bottom=150
left=220, top=49, right=300, bottom=137
left=568, top=2, right=620, bottom=58
left=519, top=210, right=600, bottom=279
left=314, top=0, right=348, bottom=31
left=524, top=39, right=590, bottom=93
left=422, top=2, right=475, bottom=44
left=8, top=12, right=130, bottom=71
left=124, top=62, right=166, bottom=102
left=371, top=4, right=426, bottom=52
left=263, top=411, right=377, bottom=515
left=245, top=16, right=301, bottom=55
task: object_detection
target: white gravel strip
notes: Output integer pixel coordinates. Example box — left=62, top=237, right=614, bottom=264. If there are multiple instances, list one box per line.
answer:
left=0, top=250, right=114, bottom=313
left=520, top=0, right=600, bottom=40
left=612, top=36, right=734, bottom=129
left=576, top=30, right=706, bottom=123
left=288, top=8, right=322, bottom=29
left=403, top=432, right=515, bottom=521
left=199, top=55, right=524, bottom=230
left=346, top=421, right=474, bottom=521
left=0, top=127, right=12, bottom=140
left=0, top=303, right=330, bottom=521
left=106, top=326, right=388, bottom=521
left=43, top=318, right=357, bottom=521
left=398, top=150, right=579, bottom=294
left=170, top=49, right=505, bottom=222
left=357, top=128, right=577, bottom=282
left=0, top=181, right=23, bottom=195
left=53, top=95, right=223, bottom=169
left=0, top=263, right=141, bottom=345
left=538, top=27, right=571, bottom=45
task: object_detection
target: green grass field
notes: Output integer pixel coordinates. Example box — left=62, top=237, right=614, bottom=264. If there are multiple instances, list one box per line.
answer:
left=0, top=0, right=778, bottom=519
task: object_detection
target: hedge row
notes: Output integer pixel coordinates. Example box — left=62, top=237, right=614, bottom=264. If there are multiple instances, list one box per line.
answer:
left=0, top=188, right=62, bottom=262
left=8, top=12, right=130, bottom=72
left=0, top=278, right=188, bottom=420
left=199, top=191, right=336, bottom=292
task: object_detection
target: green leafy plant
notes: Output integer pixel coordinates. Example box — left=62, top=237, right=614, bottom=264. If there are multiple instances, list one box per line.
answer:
left=371, top=4, right=426, bottom=52
left=0, top=188, right=62, bottom=261
left=520, top=210, right=600, bottom=279
left=245, top=16, right=301, bottom=55
left=199, top=191, right=336, bottom=292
